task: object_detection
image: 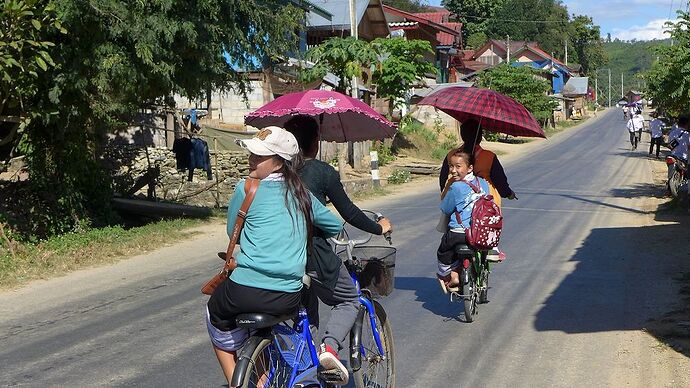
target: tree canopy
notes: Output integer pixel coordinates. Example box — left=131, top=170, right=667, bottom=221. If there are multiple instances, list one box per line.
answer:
left=476, top=64, right=557, bottom=123
left=303, top=37, right=378, bottom=94
left=443, top=0, right=505, bottom=45
left=1, top=0, right=304, bottom=238
left=371, top=37, right=436, bottom=108
left=644, top=12, right=690, bottom=116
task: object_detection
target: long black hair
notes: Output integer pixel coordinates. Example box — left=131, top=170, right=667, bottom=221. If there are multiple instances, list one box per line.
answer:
left=276, top=153, right=314, bottom=247
left=460, top=119, right=483, bottom=156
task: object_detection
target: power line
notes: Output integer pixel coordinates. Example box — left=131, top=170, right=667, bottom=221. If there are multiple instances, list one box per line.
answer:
left=459, top=15, right=571, bottom=24
left=669, top=0, right=675, bottom=20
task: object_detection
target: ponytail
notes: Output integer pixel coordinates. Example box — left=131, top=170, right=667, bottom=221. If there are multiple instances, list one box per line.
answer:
left=277, top=154, right=314, bottom=248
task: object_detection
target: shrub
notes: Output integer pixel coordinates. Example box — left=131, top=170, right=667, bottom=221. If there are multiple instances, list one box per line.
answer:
left=387, top=169, right=411, bottom=184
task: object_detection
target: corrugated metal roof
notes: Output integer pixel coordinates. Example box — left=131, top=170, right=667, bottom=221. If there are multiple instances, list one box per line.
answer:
left=563, top=77, right=589, bottom=96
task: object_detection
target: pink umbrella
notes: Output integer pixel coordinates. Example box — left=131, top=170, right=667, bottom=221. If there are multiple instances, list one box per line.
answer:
left=245, top=90, right=396, bottom=142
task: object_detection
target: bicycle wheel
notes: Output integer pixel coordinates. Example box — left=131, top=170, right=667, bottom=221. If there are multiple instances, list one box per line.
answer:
left=461, top=267, right=476, bottom=323
left=478, top=265, right=489, bottom=304
left=353, top=300, right=395, bottom=388
left=669, top=170, right=682, bottom=197
left=238, top=337, right=292, bottom=388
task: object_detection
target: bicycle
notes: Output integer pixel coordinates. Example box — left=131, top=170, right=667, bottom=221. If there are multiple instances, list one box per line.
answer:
left=230, top=211, right=395, bottom=388
left=447, top=243, right=492, bottom=323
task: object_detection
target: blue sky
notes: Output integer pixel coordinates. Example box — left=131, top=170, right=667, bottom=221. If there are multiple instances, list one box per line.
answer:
left=427, top=0, right=686, bottom=40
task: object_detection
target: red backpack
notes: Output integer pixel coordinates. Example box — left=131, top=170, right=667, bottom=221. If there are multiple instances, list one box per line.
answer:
left=454, top=179, right=503, bottom=249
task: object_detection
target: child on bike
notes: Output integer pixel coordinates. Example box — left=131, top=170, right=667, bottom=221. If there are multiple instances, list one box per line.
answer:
left=205, top=126, right=342, bottom=384
left=436, top=149, right=490, bottom=293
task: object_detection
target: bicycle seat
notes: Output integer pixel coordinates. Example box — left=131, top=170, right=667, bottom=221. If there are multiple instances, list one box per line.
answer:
left=235, top=313, right=295, bottom=329
left=454, top=243, right=474, bottom=257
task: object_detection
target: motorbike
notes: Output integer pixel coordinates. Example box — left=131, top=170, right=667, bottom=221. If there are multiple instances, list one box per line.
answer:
left=666, top=155, right=688, bottom=198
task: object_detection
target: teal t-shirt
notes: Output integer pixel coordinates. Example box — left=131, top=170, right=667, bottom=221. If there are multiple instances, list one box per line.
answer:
left=227, top=179, right=342, bottom=292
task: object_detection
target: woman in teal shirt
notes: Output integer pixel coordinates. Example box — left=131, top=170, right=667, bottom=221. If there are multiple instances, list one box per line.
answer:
left=206, top=126, right=342, bottom=383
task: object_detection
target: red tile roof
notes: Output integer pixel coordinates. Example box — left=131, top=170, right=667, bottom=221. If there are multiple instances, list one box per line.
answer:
left=412, top=10, right=450, bottom=24
left=438, top=22, right=461, bottom=46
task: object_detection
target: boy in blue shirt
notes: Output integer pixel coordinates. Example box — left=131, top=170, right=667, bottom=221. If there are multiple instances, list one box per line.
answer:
left=437, top=149, right=490, bottom=293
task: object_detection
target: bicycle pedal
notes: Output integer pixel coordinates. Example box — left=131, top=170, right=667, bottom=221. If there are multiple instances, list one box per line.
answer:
left=318, top=368, right=347, bottom=383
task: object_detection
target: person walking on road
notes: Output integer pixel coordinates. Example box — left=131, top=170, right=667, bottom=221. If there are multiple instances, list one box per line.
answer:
left=649, top=113, right=664, bottom=158
left=627, top=110, right=644, bottom=150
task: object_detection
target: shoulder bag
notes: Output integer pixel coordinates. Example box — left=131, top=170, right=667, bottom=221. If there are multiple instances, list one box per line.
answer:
left=201, top=178, right=260, bottom=295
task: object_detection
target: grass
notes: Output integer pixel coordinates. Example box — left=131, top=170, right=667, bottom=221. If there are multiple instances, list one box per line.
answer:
left=0, top=218, right=211, bottom=290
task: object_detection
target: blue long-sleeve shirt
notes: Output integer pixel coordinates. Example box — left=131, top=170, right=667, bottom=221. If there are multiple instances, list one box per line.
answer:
left=227, top=179, right=342, bottom=292
left=440, top=175, right=490, bottom=229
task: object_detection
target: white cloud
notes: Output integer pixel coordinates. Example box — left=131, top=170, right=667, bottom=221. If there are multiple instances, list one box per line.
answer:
left=611, top=18, right=676, bottom=40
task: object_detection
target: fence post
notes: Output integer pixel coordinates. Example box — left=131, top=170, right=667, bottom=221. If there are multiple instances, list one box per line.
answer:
left=370, top=150, right=380, bottom=188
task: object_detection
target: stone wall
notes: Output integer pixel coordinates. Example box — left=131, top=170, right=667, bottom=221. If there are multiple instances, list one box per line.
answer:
left=102, top=145, right=248, bottom=208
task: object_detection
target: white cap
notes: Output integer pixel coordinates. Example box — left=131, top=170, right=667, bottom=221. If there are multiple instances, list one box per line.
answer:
left=237, top=126, right=299, bottom=161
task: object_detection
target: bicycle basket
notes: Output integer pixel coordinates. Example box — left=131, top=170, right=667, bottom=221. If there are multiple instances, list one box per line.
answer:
left=338, top=246, right=396, bottom=296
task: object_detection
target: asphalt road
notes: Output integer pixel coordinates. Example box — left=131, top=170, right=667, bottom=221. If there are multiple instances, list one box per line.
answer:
left=0, top=109, right=682, bottom=387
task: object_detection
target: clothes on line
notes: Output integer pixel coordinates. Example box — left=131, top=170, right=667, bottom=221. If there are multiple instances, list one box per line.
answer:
left=172, top=137, right=213, bottom=181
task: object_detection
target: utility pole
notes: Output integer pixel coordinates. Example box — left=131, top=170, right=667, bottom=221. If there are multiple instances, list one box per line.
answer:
left=608, top=69, right=611, bottom=107
left=349, top=0, right=358, bottom=99
left=621, top=72, right=624, bottom=99
left=595, top=71, right=598, bottom=105
left=339, top=0, right=357, bottom=180
left=506, top=35, right=510, bottom=62
left=564, top=39, right=568, bottom=66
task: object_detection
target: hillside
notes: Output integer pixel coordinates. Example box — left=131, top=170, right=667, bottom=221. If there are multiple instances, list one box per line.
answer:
left=597, top=39, right=670, bottom=103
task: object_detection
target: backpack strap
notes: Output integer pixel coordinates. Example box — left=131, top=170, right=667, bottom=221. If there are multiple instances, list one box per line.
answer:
left=453, top=178, right=482, bottom=228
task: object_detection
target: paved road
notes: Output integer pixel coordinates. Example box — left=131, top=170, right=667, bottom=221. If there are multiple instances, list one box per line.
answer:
left=0, top=109, right=683, bottom=387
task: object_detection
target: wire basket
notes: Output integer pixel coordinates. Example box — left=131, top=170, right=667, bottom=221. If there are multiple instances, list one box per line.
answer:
left=338, top=246, right=397, bottom=297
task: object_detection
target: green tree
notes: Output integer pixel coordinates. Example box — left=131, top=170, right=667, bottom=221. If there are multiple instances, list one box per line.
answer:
left=3, top=0, right=304, bottom=238
left=371, top=37, right=436, bottom=109
left=0, top=0, right=63, bottom=158
left=486, top=0, right=570, bottom=58
left=644, top=12, right=690, bottom=116
left=383, top=0, right=429, bottom=13
left=476, top=64, right=557, bottom=123
left=443, top=0, right=505, bottom=47
left=303, top=37, right=378, bottom=94
left=465, top=32, right=488, bottom=50
left=569, top=15, right=607, bottom=76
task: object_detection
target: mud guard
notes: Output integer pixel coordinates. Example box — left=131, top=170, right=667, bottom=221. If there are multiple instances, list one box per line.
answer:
left=230, top=333, right=271, bottom=387
left=349, top=305, right=367, bottom=372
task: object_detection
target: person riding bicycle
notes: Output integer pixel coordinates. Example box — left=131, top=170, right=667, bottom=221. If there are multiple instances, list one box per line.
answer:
left=205, top=126, right=342, bottom=384
left=439, top=119, right=514, bottom=261
left=437, top=149, right=490, bottom=293
left=284, top=115, right=392, bottom=385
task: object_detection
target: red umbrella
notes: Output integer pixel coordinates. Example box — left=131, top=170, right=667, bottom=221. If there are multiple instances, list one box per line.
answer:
left=245, top=90, right=396, bottom=142
left=418, top=87, right=546, bottom=138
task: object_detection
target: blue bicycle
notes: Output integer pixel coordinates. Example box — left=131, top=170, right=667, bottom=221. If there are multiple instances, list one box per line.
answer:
left=230, top=211, right=396, bottom=388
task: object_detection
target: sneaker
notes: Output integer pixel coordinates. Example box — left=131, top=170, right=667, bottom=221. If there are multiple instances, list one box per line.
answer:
left=487, top=250, right=506, bottom=262
left=318, top=343, right=349, bottom=385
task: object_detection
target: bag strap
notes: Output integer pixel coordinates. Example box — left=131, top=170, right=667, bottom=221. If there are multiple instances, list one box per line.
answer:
left=453, top=178, right=482, bottom=228
left=222, top=178, right=260, bottom=271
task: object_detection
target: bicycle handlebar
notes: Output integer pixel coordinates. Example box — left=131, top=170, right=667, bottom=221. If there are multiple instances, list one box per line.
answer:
left=328, top=210, right=392, bottom=249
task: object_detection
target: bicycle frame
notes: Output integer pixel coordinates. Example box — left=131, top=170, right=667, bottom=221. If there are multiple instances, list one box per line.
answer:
left=231, top=309, right=321, bottom=388
left=347, top=271, right=386, bottom=372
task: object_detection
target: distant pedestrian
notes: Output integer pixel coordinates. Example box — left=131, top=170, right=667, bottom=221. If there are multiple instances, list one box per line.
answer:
left=627, top=111, right=644, bottom=150
left=635, top=110, right=644, bottom=144
left=648, top=113, right=664, bottom=158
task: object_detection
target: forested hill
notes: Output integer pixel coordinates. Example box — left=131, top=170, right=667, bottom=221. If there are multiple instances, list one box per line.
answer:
left=597, top=39, right=669, bottom=100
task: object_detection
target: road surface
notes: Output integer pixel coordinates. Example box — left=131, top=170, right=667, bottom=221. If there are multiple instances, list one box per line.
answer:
left=1, top=109, right=687, bottom=387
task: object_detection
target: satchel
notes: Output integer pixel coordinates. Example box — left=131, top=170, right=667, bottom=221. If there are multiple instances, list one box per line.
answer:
left=201, top=178, right=260, bottom=295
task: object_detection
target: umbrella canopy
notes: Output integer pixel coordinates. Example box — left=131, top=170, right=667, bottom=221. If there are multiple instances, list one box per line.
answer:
left=245, top=90, right=396, bottom=142
left=418, top=87, right=546, bottom=138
